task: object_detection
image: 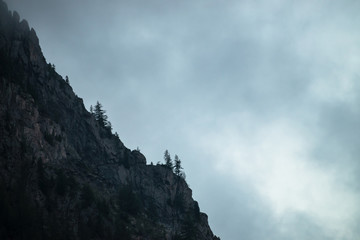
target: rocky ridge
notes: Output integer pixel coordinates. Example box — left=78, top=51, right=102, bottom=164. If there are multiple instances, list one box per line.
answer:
left=0, top=1, right=220, bottom=239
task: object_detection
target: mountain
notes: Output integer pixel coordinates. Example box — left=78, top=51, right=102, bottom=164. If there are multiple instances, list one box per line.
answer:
left=0, top=1, right=220, bottom=239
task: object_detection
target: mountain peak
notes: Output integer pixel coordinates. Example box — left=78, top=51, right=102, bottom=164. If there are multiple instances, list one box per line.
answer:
left=0, top=1, right=220, bottom=239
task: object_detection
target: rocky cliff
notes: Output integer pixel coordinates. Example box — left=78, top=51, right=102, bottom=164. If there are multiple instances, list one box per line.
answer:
left=0, top=1, right=220, bottom=239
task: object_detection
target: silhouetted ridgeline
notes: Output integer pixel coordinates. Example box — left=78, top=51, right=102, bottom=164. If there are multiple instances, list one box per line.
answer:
left=0, top=1, right=220, bottom=239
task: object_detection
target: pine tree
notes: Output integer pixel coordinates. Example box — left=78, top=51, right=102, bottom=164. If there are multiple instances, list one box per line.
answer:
left=94, top=101, right=113, bottom=129
left=164, top=150, right=173, bottom=169
left=174, top=155, right=183, bottom=176
left=94, top=101, right=107, bottom=127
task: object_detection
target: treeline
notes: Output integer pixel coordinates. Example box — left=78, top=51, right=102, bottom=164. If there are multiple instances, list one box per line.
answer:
left=88, top=103, right=186, bottom=179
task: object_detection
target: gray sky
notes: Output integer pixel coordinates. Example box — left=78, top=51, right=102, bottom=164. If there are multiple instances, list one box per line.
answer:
left=6, top=0, right=360, bottom=239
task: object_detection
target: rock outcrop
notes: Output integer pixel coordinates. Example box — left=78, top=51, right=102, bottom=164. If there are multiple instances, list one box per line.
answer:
left=0, top=1, right=220, bottom=239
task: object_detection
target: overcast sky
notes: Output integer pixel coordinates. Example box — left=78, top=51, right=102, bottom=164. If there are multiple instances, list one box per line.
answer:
left=6, top=0, right=360, bottom=239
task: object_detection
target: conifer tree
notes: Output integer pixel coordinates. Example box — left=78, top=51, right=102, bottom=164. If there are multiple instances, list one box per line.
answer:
left=93, top=101, right=112, bottom=132
left=164, top=150, right=173, bottom=169
left=94, top=101, right=107, bottom=127
left=174, top=155, right=183, bottom=176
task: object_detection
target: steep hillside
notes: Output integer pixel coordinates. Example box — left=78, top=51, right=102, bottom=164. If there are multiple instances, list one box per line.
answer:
left=0, top=1, right=220, bottom=239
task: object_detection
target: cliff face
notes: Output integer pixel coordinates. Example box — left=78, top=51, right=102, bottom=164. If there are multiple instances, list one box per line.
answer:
left=0, top=1, right=219, bottom=239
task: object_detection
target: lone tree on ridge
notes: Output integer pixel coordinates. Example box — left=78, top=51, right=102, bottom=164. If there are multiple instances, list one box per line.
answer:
left=174, top=154, right=183, bottom=176
left=164, top=150, right=173, bottom=169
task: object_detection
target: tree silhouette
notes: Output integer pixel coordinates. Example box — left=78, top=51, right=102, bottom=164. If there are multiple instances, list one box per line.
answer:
left=94, top=101, right=107, bottom=127
left=174, top=155, right=183, bottom=176
left=164, top=150, right=173, bottom=169
left=93, top=101, right=112, bottom=131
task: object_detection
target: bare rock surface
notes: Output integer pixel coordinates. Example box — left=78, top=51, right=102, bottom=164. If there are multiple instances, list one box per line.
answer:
left=0, top=1, right=220, bottom=239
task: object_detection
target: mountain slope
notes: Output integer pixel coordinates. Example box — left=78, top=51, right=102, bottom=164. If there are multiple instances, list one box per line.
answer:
left=0, top=1, right=220, bottom=239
